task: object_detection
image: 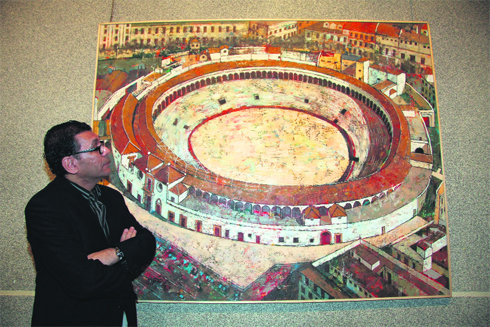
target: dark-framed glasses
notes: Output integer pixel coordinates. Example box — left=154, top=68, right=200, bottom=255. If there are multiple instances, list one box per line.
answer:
left=72, top=140, right=108, bottom=155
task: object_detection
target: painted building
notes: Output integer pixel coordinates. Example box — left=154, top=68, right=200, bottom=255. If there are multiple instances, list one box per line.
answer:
left=298, top=264, right=349, bottom=300
left=368, top=64, right=406, bottom=97
left=303, top=22, right=349, bottom=51
left=249, top=21, right=298, bottom=41
left=342, top=22, right=378, bottom=57
left=434, top=181, right=446, bottom=225
left=341, top=54, right=369, bottom=83
left=398, top=28, right=432, bottom=66
left=316, top=240, right=449, bottom=298
left=98, top=21, right=250, bottom=50
left=391, top=224, right=448, bottom=277
left=421, top=74, right=436, bottom=109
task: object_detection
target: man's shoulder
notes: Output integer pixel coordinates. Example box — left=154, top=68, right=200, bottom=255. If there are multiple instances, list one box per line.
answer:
left=28, top=178, right=67, bottom=200
left=25, top=177, right=77, bottom=215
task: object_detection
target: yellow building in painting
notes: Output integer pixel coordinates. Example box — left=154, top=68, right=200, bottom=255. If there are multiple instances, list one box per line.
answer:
left=434, top=181, right=446, bottom=225
left=317, top=51, right=341, bottom=70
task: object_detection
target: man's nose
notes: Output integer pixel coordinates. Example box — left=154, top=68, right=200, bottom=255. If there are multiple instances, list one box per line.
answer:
left=102, top=143, right=112, bottom=156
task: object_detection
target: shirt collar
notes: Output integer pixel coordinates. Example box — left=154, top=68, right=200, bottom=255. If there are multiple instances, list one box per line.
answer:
left=69, top=182, right=101, bottom=200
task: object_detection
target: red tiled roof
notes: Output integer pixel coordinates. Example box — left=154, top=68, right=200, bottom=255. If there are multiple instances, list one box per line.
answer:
left=304, top=22, right=326, bottom=32
left=133, top=156, right=148, bottom=171
left=170, top=182, right=188, bottom=195
left=411, top=152, right=433, bottom=163
left=301, top=266, right=349, bottom=299
left=400, top=30, right=430, bottom=44
left=342, top=244, right=442, bottom=296
left=342, top=64, right=356, bottom=77
left=131, top=154, right=162, bottom=173
left=370, top=64, right=404, bottom=75
left=328, top=204, right=346, bottom=218
left=304, top=206, right=321, bottom=219
left=376, top=23, right=400, bottom=38
left=319, top=50, right=335, bottom=57
left=148, top=154, right=164, bottom=171
left=153, top=165, right=185, bottom=185
left=342, top=258, right=387, bottom=297
left=356, top=245, right=381, bottom=267
left=122, top=142, right=140, bottom=155
left=373, top=80, right=396, bottom=92
left=342, top=22, right=378, bottom=34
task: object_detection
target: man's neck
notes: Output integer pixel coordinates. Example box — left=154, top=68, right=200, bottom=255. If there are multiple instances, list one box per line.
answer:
left=64, top=174, right=97, bottom=191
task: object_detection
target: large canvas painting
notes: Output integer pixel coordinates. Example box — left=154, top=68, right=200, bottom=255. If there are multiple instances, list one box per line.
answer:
left=92, top=20, right=450, bottom=302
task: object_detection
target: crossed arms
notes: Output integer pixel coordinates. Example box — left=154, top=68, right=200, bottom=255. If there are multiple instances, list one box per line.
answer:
left=87, top=227, right=137, bottom=266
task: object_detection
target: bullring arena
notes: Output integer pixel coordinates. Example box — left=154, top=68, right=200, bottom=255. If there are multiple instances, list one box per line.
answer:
left=100, top=58, right=432, bottom=247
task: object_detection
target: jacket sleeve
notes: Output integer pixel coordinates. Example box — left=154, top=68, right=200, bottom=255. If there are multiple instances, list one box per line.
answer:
left=25, top=194, right=132, bottom=300
left=111, top=191, right=156, bottom=279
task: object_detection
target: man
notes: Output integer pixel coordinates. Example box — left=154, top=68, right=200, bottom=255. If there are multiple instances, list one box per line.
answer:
left=25, top=121, right=156, bottom=326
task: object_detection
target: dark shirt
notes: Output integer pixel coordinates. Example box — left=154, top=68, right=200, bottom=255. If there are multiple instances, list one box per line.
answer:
left=69, top=182, right=110, bottom=239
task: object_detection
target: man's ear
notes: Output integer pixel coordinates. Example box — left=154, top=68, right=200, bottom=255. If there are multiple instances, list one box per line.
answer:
left=62, top=156, right=79, bottom=175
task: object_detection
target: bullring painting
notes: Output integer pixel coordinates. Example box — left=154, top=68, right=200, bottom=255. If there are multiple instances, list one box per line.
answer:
left=92, top=20, right=451, bottom=302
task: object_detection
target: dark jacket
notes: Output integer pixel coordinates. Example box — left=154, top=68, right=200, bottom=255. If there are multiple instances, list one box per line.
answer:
left=25, top=176, right=156, bottom=326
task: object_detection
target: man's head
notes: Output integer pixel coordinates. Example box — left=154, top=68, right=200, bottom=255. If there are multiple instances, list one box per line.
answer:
left=44, top=121, right=112, bottom=187
left=44, top=121, right=92, bottom=176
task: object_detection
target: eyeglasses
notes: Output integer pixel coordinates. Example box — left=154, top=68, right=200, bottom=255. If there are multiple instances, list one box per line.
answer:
left=72, top=140, right=108, bottom=155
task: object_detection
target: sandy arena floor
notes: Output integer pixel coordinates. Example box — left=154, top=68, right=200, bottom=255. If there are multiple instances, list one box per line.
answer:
left=189, top=107, right=350, bottom=185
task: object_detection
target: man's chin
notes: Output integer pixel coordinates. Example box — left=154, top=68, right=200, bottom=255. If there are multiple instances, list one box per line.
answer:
left=99, top=169, right=112, bottom=180
left=102, top=162, right=112, bottom=173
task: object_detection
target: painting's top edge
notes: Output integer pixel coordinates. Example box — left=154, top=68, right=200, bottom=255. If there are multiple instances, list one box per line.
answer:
left=98, top=19, right=430, bottom=26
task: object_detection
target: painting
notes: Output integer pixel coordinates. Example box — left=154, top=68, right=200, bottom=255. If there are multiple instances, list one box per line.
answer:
left=92, top=20, right=451, bottom=302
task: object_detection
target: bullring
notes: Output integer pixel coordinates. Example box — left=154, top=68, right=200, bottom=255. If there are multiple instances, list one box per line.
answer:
left=104, top=58, right=428, bottom=246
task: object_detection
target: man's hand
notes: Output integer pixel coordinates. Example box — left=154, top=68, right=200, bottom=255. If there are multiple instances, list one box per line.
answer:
left=87, top=248, right=119, bottom=266
left=120, top=226, right=137, bottom=242
left=87, top=227, right=137, bottom=266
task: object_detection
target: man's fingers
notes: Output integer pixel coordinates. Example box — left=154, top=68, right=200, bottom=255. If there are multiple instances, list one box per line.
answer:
left=120, top=228, right=129, bottom=242
left=87, top=248, right=118, bottom=266
left=120, top=227, right=137, bottom=242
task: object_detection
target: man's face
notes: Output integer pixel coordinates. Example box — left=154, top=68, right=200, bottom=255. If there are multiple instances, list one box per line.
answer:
left=73, top=131, right=112, bottom=182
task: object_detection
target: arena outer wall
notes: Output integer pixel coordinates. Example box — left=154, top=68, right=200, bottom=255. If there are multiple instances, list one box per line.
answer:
left=105, top=58, right=428, bottom=246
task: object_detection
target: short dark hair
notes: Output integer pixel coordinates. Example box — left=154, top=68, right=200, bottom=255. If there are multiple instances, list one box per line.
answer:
left=44, top=120, right=92, bottom=176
